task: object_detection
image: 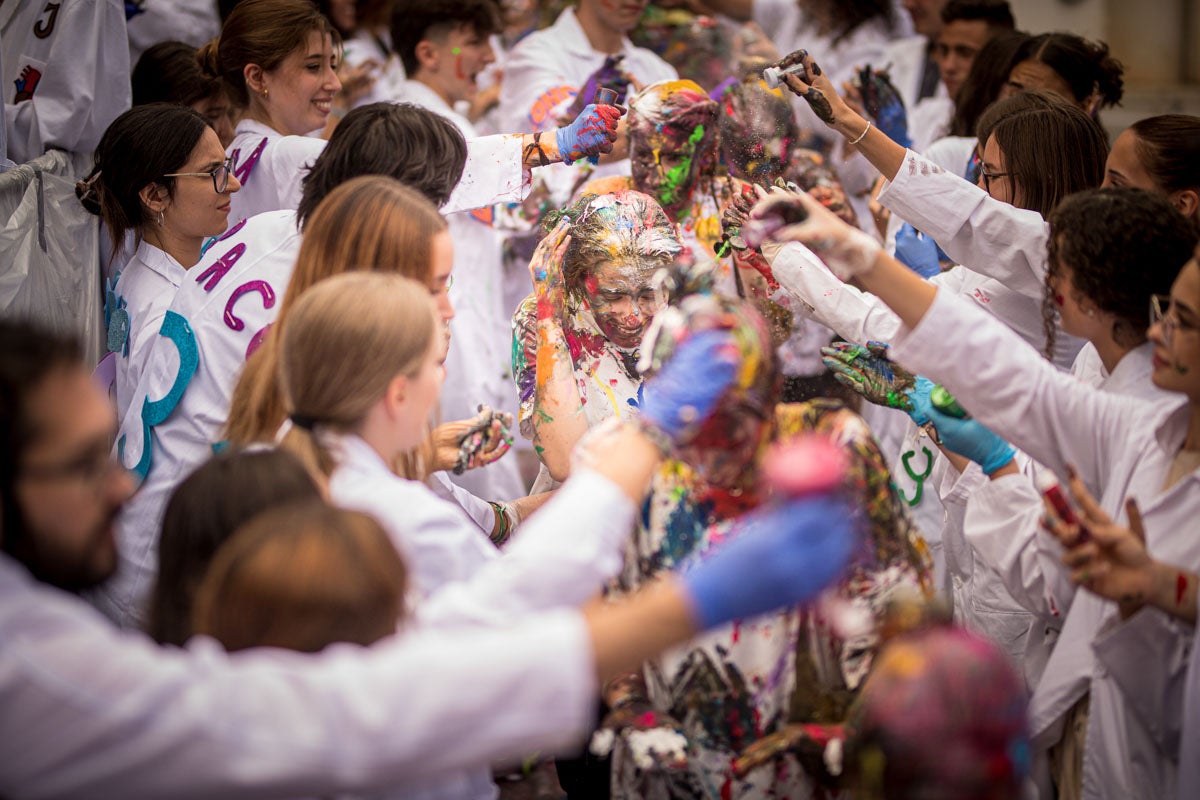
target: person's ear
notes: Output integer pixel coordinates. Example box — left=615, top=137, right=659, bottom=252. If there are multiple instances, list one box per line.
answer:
left=414, top=40, right=439, bottom=73
left=1172, top=189, right=1199, bottom=221
left=138, top=182, right=169, bottom=216
left=243, top=63, right=268, bottom=98
left=382, top=373, right=409, bottom=419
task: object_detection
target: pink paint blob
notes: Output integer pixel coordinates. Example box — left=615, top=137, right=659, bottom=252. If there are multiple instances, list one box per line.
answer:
left=762, top=435, right=848, bottom=497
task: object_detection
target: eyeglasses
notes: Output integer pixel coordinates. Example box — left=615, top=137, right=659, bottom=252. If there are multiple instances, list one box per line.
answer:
left=163, top=158, right=234, bottom=193
left=979, top=169, right=1011, bottom=194
left=20, top=445, right=126, bottom=493
left=1150, top=293, right=1197, bottom=346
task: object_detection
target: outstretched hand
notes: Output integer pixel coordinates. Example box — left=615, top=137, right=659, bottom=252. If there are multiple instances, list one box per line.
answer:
left=820, top=341, right=921, bottom=413
left=640, top=329, right=740, bottom=443
left=775, top=50, right=853, bottom=129
left=748, top=189, right=881, bottom=280
left=557, top=103, right=624, bottom=164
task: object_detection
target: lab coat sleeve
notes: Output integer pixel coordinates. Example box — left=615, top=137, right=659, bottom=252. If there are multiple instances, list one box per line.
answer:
left=4, top=0, right=130, bottom=164
left=877, top=150, right=1050, bottom=301
left=1091, top=606, right=1193, bottom=758
left=767, top=242, right=972, bottom=347
left=442, top=134, right=531, bottom=214
left=0, top=563, right=596, bottom=800
left=889, top=287, right=1142, bottom=496
left=419, top=469, right=635, bottom=627
left=964, top=469, right=1078, bottom=621
left=428, top=471, right=495, bottom=534
left=498, top=41, right=576, bottom=133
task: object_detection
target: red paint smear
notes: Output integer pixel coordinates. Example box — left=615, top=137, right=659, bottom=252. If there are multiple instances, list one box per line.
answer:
left=455, top=54, right=466, bottom=81
left=1177, top=572, right=1188, bottom=606
left=731, top=620, right=741, bottom=643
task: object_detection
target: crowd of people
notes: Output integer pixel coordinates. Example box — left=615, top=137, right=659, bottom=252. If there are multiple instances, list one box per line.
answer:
left=2, top=0, right=1198, bottom=798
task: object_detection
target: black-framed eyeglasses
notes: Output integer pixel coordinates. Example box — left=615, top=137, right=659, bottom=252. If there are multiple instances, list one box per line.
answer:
left=979, top=169, right=1011, bottom=194
left=164, top=158, right=234, bottom=193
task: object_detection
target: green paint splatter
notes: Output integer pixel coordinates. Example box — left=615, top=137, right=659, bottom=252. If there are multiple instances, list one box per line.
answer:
left=535, top=445, right=545, bottom=455
left=537, top=408, right=554, bottom=423
left=657, top=124, right=706, bottom=209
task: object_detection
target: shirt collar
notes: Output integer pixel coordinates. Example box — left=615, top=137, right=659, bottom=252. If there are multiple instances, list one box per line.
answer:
left=554, top=7, right=636, bottom=61
left=234, top=118, right=281, bottom=139
left=1153, top=401, right=1193, bottom=454
left=133, top=240, right=187, bottom=287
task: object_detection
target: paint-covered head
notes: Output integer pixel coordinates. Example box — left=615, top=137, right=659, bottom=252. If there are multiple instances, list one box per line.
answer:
left=547, top=190, right=682, bottom=349
left=718, top=80, right=799, bottom=183
left=628, top=80, right=720, bottom=218
left=639, top=287, right=779, bottom=486
left=845, top=624, right=1030, bottom=800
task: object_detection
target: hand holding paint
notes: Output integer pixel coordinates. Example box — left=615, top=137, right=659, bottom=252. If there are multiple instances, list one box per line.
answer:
left=639, top=329, right=739, bottom=442
left=909, top=389, right=1015, bottom=475
left=556, top=103, right=624, bottom=165
left=853, top=65, right=910, bottom=148
left=570, top=54, right=630, bottom=117
left=749, top=189, right=881, bottom=280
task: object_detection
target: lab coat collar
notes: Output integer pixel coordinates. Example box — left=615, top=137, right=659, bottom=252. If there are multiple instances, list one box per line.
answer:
left=1153, top=401, right=1195, bottom=462
left=1102, top=342, right=1154, bottom=397
left=552, top=7, right=638, bottom=63
left=234, top=118, right=282, bottom=140
left=133, top=240, right=187, bottom=288
left=326, top=431, right=394, bottom=478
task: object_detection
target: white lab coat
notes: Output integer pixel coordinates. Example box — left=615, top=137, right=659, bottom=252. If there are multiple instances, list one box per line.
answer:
left=891, top=287, right=1200, bottom=800
left=328, top=433, right=636, bottom=800
left=0, top=549, right=601, bottom=800
left=110, top=240, right=186, bottom=425
left=226, top=118, right=533, bottom=226
left=125, top=0, right=220, bottom=65
left=961, top=343, right=1176, bottom=689
left=498, top=6, right=676, bottom=206
left=1, top=0, right=130, bottom=164
left=397, top=80, right=525, bottom=500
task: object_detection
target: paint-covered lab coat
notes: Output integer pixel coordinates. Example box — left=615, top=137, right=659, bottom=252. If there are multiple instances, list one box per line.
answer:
left=0, top=549, right=602, bottom=800
left=328, top=432, right=637, bottom=800
left=1, top=0, right=129, bottom=164
left=225, top=117, right=534, bottom=227
left=397, top=80, right=525, bottom=501
left=891, top=287, right=1200, bottom=800
left=109, top=241, right=186, bottom=425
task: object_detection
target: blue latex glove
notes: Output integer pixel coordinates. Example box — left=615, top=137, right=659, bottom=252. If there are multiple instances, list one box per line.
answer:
left=903, top=375, right=934, bottom=426
left=859, top=67, right=911, bottom=149
left=894, top=223, right=943, bottom=279
left=641, top=329, right=739, bottom=441
left=681, top=497, right=853, bottom=628
left=910, top=391, right=1015, bottom=474
left=556, top=103, right=622, bottom=165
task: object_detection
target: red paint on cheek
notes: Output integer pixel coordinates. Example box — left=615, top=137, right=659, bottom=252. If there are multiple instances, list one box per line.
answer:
left=584, top=275, right=600, bottom=295
left=1054, top=294, right=1065, bottom=307
left=455, top=54, right=466, bottom=81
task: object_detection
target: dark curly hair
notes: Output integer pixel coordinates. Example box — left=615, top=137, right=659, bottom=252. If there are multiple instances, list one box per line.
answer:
left=1043, top=187, right=1198, bottom=358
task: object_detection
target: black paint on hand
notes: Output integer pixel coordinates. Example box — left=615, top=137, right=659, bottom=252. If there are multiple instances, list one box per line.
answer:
left=803, top=88, right=835, bottom=124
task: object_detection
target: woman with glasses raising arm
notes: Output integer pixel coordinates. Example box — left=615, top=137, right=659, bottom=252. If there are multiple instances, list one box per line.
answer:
left=76, top=103, right=240, bottom=424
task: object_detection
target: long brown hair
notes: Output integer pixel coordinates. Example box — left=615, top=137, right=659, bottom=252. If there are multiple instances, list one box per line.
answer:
left=276, top=272, right=438, bottom=482
left=197, top=0, right=338, bottom=108
left=193, top=500, right=408, bottom=652
left=225, top=176, right=446, bottom=447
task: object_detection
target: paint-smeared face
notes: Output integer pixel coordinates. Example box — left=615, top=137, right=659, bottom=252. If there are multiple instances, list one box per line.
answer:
left=1149, top=256, right=1200, bottom=397
left=675, top=401, right=768, bottom=487
left=581, top=260, right=662, bottom=348
left=427, top=23, right=496, bottom=105
left=630, top=130, right=704, bottom=218
left=261, top=31, right=342, bottom=135
left=1046, top=257, right=1092, bottom=340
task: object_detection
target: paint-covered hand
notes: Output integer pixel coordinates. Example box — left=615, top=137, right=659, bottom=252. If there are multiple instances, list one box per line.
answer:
left=556, top=103, right=624, bottom=165
left=530, top=219, right=570, bottom=322
left=820, top=341, right=922, bottom=412
left=591, top=694, right=689, bottom=774
left=856, top=66, right=910, bottom=148
left=568, top=54, right=632, bottom=118
left=894, top=223, right=944, bottom=279
left=749, top=190, right=881, bottom=280
left=777, top=50, right=852, bottom=129
left=430, top=406, right=514, bottom=474
left=681, top=496, right=853, bottom=629
left=640, top=329, right=740, bottom=442
left=909, top=390, right=1015, bottom=474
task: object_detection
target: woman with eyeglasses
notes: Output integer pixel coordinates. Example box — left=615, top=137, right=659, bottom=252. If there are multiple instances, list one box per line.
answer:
left=76, top=103, right=239, bottom=424
left=749, top=181, right=1200, bottom=800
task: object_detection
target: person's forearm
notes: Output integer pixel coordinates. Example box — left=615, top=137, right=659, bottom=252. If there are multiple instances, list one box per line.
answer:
left=1138, top=564, right=1198, bottom=624
left=521, top=131, right=562, bottom=168
left=854, top=249, right=939, bottom=329
left=530, top=321, right=590, bottom=480
left=586, top=578, right=696, bottom=683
